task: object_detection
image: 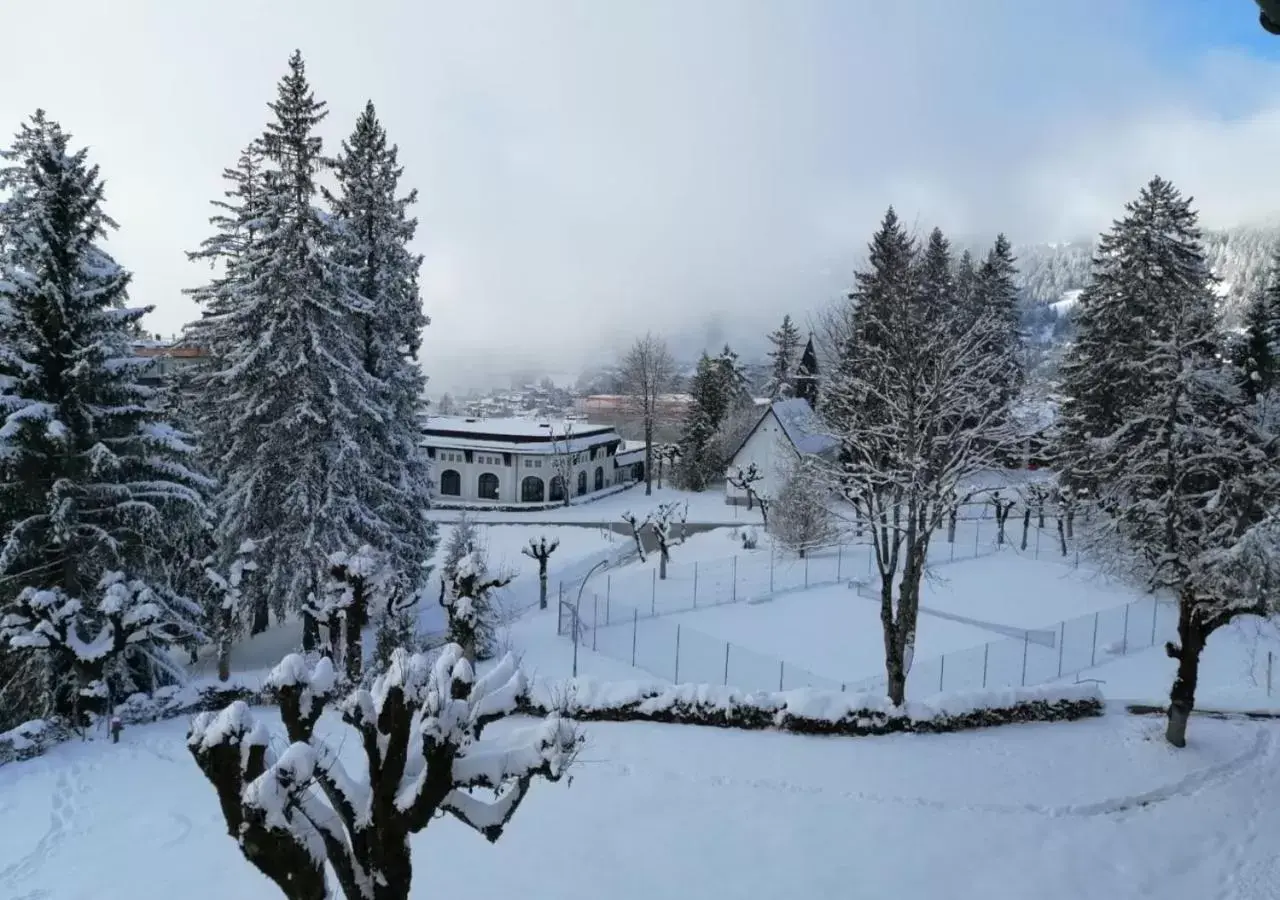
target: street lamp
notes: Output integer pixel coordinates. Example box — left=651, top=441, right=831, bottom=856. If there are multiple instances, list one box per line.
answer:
left=572, top=557, right=612, bottom=678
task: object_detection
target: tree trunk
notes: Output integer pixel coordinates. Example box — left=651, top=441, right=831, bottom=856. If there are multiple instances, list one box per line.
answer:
left=302, top=614, right=319, bottom=652
left=947, top=508, right=956, bottom=543
left=659, top=550, right=668, bottom=580
left=538, top=565, right=548, bottom=610
left=251, top=594, right=270, bottom=635
left=217, top=636, right=232, bottom=682
left=1020, top=508, right=1031, bottom=551
left=345, top=593, right=367, bottom=683
left=370, top=829, right=414, bottom=900
left=1057, top=516, right=1068, bottom=556
left=1166, top=592, right=1210, bottom=748
left=1065, top=507, right=1075, bottom=540
left=644, top=417, right=654, bottom=495
left=880, top=581, right=907, bottom=707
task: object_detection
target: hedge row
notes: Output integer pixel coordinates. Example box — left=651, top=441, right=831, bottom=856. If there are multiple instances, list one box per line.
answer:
left=0, top=676, right=1104, bottom=768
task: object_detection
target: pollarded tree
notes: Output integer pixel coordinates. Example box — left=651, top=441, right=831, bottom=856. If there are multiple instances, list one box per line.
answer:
left=0, top=111, right=209, bottom=717
left=522, top=536, right=559, bottom=610
left=198, top=54, right=391, bottom=646
left=824, top=210, right=1018, bottom=705
left=189, top=647, right=581, bottom=900
left=765, top=314, right=803, bottom=399
left=438, top=549, right=511, bottom=664
left=325, top=102, right=437, bottom=597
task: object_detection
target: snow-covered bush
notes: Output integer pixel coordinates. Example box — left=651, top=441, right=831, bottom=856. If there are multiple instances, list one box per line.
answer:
left=188, top=646, right=581, bottom=900
left=441, top=513, right=480, bottom=580
left=0, top=572, right=198, bottom=722
left=770, top=457, right=837, bottom=558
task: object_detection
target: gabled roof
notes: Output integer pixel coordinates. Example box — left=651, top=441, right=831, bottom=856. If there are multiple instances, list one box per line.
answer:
left=726, top=398, right=839, bottom=464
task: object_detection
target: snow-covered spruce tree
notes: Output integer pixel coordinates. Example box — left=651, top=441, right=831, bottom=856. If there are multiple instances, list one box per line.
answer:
left=771, top=456, right=836, bottom=558
left=793, top=335, right=820, bottom=410
left=189, top=647, right=581, bottom=900
left=521, top=536, right=559, bottom=610
left=679, top=352, right=730, bottom=491
left=0, top=111, right=208, bottom=720
left=970, top=234, right=1024, bottom=433
left=183, top=138, right=272, bottom=634
left=441, top=513, right=480, bottom=581
left=325, top=102, right=437, bottom=595
left=1059, top=178, right=1280, bottom=746
left=823, top=209, right=1018, bottom=705
left=765, top=314, right=803, bottom=399
left=438, top=550, right=511, bottom=664
left=190, top=54, right=393, bottom=649
left=1231, top=247, right=1280, bottom=401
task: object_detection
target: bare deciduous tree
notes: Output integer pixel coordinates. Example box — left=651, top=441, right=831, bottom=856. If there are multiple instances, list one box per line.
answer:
left=189, top=648, right=581, bottom=900
left=621, top=511, right=647, bottom=563
left=549, top=425, right=577, bottom=506
left=620, top=332, right=677, bottom=496
left=771, top=457, right=837, bottom=558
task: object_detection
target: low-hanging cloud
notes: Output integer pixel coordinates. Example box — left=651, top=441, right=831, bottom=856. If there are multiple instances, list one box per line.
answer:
left=2, top=1, right=1279, bottom=393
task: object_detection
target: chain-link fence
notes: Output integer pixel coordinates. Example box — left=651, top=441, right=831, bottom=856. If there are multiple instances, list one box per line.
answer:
left=556, top=500, right=1086, bottom=629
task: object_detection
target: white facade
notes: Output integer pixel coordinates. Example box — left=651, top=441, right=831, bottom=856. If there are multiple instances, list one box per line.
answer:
left=723, top=399, right=838, bottom=505
left=724, top=415, right=798, bottom=504
left=422, top=416, right=630, bottom=505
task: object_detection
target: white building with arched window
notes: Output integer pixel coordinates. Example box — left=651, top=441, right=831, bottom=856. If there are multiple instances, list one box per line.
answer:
left=422, top=416, right=635, bottom=506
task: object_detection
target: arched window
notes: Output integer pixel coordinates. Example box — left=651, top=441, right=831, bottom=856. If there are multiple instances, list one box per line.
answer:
left=440, top=469, right=461, bottom=496
left=478, top=472, right=499, bottom=501
left=549, top=475, right=566, bottom=503
left=577, top=470, right=588, bottom=496
left=594, top=466, right=604, bottom=491
left=521, top=476, right=545, bottom=503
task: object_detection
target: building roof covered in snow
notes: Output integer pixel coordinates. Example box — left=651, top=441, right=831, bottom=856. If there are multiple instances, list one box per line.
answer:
left=421, top=415, right=622, bottom=455
left=727, top=398, right=839, bottom=464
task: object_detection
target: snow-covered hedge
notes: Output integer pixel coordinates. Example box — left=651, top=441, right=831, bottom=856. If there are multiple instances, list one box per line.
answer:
left=0, top=678, right=263, bottom=767
left=520, top=679, right=1104, bottom=736
left=0, top=676, right=1103, bottom=768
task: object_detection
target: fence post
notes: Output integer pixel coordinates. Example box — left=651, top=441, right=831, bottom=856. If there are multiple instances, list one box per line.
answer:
left=1034, top=523, right=1041, bottom=559
left=1057, top=621, right=1065, bottom=677
left=770, top=547, right=775, bottom=593
left=732, top=555, right=738, bottom=604
left=1150, top=599, right=1158, bottom=646
left=651, top=568, right=657, bottom=616
left=778, top=660, right=785, bottom=691
left=974, top=518, right=981, bottom=558
left=1121, top=603, right=1130, bottom=655
left=631, top=608, right=638, bottom=667
left=693, top=561, right=699, bottom=608
left=674, top=625, right=681, bottom=683
left=837, top=544, right=843, bottom=580
left=607, top=574, right=612, bottom=610
left=804, top=553, right=809, bottom=588
left=982, top=643, right=990, bottom=688
left=592, top=595, right=598, bottom=652
left=1269, top=651, right=1273, bottom=697
left=1090, top=611, right=1100, bottom=667
left=723, top=643, right=730, bottom=686
left=938, top=654, right=945, bottom=692
left=1020, top=631, right=1029, bottom=687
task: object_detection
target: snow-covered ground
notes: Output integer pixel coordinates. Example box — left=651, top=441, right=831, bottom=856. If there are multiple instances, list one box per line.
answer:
left=3, top=705, right=1278, bottom=899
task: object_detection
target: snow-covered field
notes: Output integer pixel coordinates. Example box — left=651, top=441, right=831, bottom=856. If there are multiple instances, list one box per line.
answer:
left=2, top=706, right=1278, bottom=899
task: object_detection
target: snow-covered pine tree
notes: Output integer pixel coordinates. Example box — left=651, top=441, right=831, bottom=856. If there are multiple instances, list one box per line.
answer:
left=715, top=343, right=752, bottom=409
left=793, top=335, right=820, bottom=409
left=1057, top=177, right=1280, bottom=747
left=824, top=210, right=1018, bottom=705
left=1231, top=246, right=1280, bottom=400
left=918, top=228, right=957, bottom=325
left=972, top=234, right=1024, bottom=416
left=1054, top=182, right=1178, bottom=493
left=0, top=111, right=209, bottom=721
left=765, top=314, right=802, bottom=399
left=326, top=102, right=436, bottom=594
left=191, top=53, right=388, bottom=649
left=441, top=513, right=480, bottom=581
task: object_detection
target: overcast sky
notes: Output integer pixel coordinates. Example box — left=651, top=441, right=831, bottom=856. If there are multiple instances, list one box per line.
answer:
left=3, top=1, right=1280, bottom=393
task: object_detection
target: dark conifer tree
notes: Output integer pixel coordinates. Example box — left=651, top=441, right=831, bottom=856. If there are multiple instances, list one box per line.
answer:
left=1232, top=249, right=1280, bottom=399
left=794, top=335, right=820, bottom=409
left=765, top=314, right=802, bottom=399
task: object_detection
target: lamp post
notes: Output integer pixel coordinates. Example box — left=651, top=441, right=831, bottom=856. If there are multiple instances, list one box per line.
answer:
left=572, top=557, right=612, bottom=678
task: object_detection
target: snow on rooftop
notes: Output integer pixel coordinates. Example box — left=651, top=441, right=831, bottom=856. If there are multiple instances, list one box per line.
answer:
left=424, top=416, right=614, bottom=438
left=771, top=398, right=839, bottom=456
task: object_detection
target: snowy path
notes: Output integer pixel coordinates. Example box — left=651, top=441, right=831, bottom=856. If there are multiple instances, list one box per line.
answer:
left=3, top=709, right=1280, bottom=899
